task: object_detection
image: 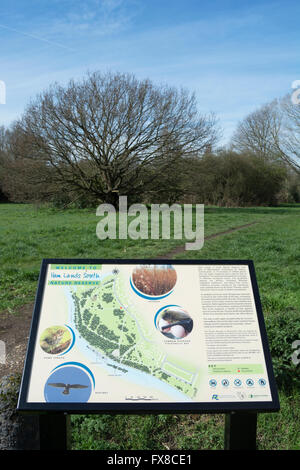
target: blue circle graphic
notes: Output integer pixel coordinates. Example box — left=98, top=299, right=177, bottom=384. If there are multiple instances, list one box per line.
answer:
left=44, top=366, right=92, bottom=402
left=209, top=379, right=217, bottom=387
left=59, top=325, right=75, bottom=355
left=258, top=378, right=267, bottom=386
left=246, top=379, right=254, bottom=387
left=154, top=304, right=181, bottom=329
left=234, top=379, right=242, bottom=387
left=221, top=379, right=230, bottom=387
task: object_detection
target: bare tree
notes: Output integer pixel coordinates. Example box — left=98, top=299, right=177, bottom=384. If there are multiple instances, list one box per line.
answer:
left=0, top=125, right=9, bottom=162
left=274, top=95, right=300, bottom=174
left=15, top=71, right=219, bottom=205
left=0, top=126, right=9, bottom=201
left=231, top=97, right=300, bottom=175
left=231, top=100, right=282, bottom=161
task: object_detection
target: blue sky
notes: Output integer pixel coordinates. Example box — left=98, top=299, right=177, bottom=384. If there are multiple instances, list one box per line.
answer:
left=0, top=0, right=299, bottom=144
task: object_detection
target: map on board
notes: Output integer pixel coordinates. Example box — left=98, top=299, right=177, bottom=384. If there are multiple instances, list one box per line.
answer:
left=24, top=262, right=274, bottom=406
left=70, top=268, right=198, bottom=400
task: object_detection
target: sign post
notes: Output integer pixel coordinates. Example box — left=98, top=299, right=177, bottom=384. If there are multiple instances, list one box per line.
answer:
left=17, top=259, right=279, bottom=450
left=225, top=412, right=258, bottom=450
left=38, top=413, right=71, bottom=450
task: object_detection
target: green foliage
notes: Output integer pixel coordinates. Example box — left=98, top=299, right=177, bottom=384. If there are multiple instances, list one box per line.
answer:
left=1, top=203, right=300, bottom=450
left=102, top=293, right=114, bottom=303
left=0, top=374, right=22, bottom=412
left=82, top=309, right=92, bottom=325
left=265, top=309, right=300, bottom=390
left=257, top=389, right=300, bottom=449
left=71, top=414, right=179, bottom=450
left=185, top=152, right=288, bottom=206
left=90, top=315, right=100, bottom=330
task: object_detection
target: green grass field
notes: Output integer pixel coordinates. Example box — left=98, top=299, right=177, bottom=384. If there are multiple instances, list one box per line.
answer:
left=1, top=203, right=300, bottom=449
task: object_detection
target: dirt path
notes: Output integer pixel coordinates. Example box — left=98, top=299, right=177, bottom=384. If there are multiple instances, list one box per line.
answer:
left=157, top=221, right=257, bottom=259
left=0, top=221, right=257, bottom=380
left=0, top=304, right=33, bottom=380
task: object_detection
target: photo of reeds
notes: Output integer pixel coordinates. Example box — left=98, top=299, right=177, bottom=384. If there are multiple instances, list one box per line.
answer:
left=132, top=264, right=177, bottom=296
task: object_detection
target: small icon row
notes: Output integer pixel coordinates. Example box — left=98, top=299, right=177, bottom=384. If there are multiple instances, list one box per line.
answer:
left=209, top=378, right=267, bottom=387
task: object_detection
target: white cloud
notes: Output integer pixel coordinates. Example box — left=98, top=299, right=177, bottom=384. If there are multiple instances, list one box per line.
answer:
left=33, top=0, right=137, bottom=39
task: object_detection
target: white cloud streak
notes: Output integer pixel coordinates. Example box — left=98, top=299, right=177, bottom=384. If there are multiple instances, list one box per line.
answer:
left=0, top=23, right=76, bottom=52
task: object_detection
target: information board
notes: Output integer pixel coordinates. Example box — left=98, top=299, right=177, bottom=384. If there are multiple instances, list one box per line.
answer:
left=17, top=259, right=279, bottom=412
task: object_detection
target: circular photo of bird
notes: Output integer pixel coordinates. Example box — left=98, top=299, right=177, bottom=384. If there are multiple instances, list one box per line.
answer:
left=39, top=325, right=72, bottom=355
left=132, top=264, right=177, bottom=298
left=156, top=306, right=193, bottom=339
left=44, top=366, right=92, bottom=402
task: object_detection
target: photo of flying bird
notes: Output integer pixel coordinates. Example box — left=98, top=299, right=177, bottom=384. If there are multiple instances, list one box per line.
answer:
left=47, top=382, right=89, bottom=395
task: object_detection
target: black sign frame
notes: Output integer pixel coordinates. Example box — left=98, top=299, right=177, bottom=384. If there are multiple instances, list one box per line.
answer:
left=17, top=258, right=280, bottom=414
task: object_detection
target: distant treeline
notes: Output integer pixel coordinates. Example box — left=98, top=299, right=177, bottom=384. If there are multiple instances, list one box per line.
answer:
left=1, top=149, right=298, bottom=207
left=0, top=71, right=299, bottom=208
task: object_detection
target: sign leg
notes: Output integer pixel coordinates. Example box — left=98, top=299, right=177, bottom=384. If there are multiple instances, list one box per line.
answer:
left=224, top=412, right=257, bottom=450
left=39, top=413, right=71, bottom=450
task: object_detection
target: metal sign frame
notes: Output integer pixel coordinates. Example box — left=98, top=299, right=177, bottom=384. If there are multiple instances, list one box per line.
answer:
left=17, top=258, right=280, bottom=414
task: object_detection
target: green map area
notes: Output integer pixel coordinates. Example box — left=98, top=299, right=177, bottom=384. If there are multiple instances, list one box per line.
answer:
left=71, top=271, right=200, bottom=399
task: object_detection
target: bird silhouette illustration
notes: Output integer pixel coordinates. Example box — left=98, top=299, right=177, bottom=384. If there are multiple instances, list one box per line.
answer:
left=48, top=382, right=89, bottom=395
